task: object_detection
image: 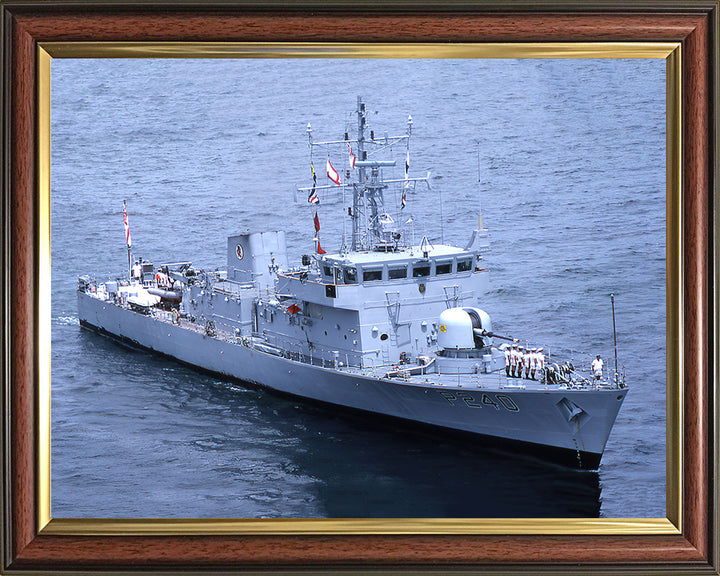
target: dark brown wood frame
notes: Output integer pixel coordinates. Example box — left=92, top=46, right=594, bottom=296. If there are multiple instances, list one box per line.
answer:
left=1, top=1, right=717, bottom=573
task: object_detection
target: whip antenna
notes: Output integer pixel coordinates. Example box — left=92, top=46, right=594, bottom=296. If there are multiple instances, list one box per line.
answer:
left=476, top=140, right=484, bottom=229
left=610, top=293, right=619, bottom=384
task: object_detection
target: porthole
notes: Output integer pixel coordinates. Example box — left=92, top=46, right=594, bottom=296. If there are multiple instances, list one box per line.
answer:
left=380, top=333, right=389, bottom=341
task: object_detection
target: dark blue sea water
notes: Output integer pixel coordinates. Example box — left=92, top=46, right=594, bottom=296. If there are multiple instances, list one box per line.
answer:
left=51, top=58, right=666, bottom=518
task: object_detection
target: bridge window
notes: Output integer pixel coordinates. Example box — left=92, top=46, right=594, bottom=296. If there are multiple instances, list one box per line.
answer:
left=323, top=266, right=332, bottom=277
left=413, top=263, right=431, bottom=277
left=363, top=269, right=383, bottom=282
left=436, top=260, right=452, bottom=275
left=343, top=267, right=357, bottom=284
left=457, top=258, right=473, bottom=272
left=388, top=266, right=407, bottom=279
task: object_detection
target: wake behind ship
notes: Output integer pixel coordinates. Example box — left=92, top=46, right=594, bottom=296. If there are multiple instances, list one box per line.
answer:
left=78, top=97, right=627, bottom=470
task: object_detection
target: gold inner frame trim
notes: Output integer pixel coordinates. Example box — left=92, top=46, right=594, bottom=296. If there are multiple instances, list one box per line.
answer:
left=36, top=41, right=682, bottom=536
left=37, top=46, right=52, bottom=534
left=664, top=45, right=682, bottom=533
left=43, top=517, right=676, bottom=536
left=41, top=41, right=679, bottom=59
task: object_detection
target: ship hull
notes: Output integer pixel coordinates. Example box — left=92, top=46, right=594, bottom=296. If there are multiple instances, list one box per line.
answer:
left=78, top=291, right=626, bottom=469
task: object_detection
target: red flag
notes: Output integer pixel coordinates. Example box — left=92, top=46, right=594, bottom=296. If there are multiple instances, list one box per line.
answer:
left=313, top=212, right=325, bottom=254
left=326, top=159, right=340, bottom=185
left=348, top=144, right=356, bottom=169
left=287, top=303, right=301, bottom=315
left=123, top=200, right=132, bottom=248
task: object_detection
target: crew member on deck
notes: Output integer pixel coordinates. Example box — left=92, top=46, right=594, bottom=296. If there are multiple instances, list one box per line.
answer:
left=529, top=347, right=537, bottom=380
left=591, top=354, right=604, bottom=380
left=131, top=260, right=141, bottom=281
left=524, top=347, right=532, bottom=379
left=504, top=345, right=511, bottom=377
left=516, top=346, right=524, bottom=378
left=156, top=269, right=170, bottom=288
left=536, top=347, right=545, bottom=378
left=510, top=344, right=519, bottom=377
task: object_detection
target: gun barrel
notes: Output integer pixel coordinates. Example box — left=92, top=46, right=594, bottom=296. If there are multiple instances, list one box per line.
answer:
left=478, top=329, right=518, bottom=343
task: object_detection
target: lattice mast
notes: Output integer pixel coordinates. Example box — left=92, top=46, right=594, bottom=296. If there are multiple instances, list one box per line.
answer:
left=302, top=96, right=424, bottom=252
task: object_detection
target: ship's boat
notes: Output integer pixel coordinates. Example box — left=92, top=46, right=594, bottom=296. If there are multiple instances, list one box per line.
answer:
left=77, top=97, right=627, bottom=470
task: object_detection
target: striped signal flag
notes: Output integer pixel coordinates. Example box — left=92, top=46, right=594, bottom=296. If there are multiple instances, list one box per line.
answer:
left=123, top=200, right=132, bottom=248
left=326, top=159, right=340, bottom=185
left=308, top=162, right=319, bottom=204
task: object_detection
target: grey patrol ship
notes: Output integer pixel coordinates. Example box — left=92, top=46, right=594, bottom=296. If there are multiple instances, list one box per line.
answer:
left=78, top=97, right=627, bottom=470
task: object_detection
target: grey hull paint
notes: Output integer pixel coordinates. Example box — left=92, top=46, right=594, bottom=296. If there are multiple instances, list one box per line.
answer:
left=78, top=291, right=626, bottom=464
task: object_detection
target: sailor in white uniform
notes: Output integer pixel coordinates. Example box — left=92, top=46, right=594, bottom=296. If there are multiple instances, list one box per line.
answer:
left=516, top=346, right=524, bottom=378
left=522, top=347, right=531, bottom=378
left=591, top=354, right=604, bottom=380
left=504, top=345, right=511, bottom=377
left=131, top=260, right=141, bottom=282
left=510, top=344, right=519, bottom=377
left=529, top=347, right=537, bottom=380
left=536, top=347, right=545, bottom=375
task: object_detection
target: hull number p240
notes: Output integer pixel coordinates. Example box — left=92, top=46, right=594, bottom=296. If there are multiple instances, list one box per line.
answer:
left=438, top=391, right=519, bottom=412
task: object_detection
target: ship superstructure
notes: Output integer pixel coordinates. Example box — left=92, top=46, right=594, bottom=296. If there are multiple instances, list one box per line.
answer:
left=77, top=97, right=627, bottom=469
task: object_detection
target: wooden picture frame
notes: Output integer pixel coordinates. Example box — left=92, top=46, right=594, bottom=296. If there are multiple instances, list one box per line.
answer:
left=2, top=1, right=717, bottom=573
